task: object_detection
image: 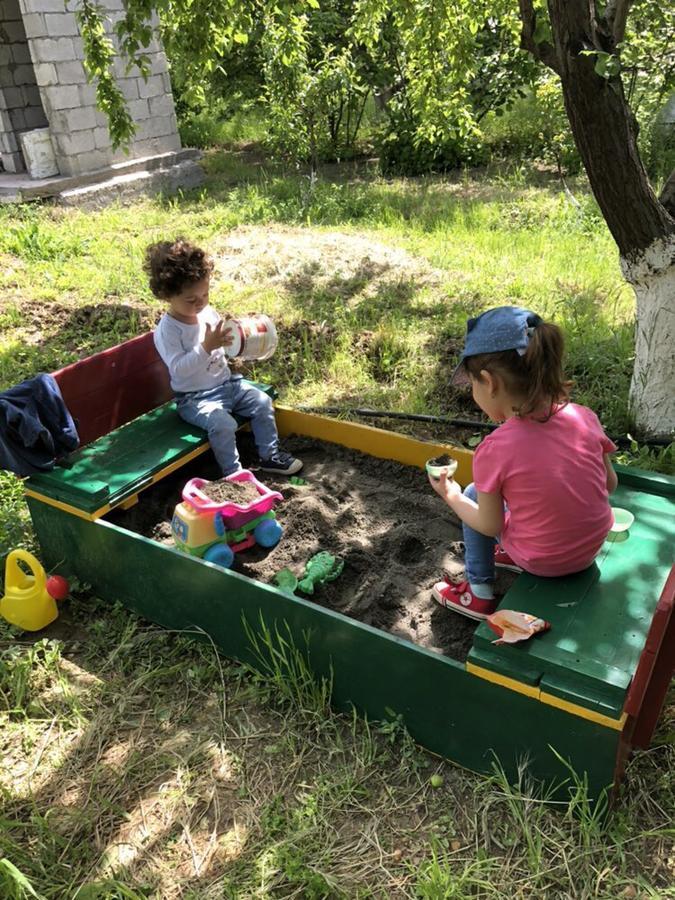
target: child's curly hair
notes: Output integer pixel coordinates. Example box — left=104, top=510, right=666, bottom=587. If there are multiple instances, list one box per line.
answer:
left=144, top=238, right=214, bottom=299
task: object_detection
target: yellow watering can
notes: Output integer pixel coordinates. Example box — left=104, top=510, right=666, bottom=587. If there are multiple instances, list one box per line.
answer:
left=0, top=549, right=65, bottom=631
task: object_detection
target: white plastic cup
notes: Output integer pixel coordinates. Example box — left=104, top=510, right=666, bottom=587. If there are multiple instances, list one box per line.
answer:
left=223, top=315, right=278, bottom=361
left=425, top=457, right=458, bottom=480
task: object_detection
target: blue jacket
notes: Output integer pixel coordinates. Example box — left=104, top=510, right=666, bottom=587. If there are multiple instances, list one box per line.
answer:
left=0, top=374, right=80, bottom=477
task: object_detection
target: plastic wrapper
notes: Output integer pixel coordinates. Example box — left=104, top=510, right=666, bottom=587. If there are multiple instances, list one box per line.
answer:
left=487, top=609, right=551, bottom=645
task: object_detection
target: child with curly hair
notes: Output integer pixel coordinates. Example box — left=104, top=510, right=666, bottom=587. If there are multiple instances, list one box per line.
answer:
left=147, top=238, right=302, bottom=476
left=429, top=305, right=617, bottom=621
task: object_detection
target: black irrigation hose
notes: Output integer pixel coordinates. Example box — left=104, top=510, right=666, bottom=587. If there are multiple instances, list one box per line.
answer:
left=297, top=406, right=673, bottom=450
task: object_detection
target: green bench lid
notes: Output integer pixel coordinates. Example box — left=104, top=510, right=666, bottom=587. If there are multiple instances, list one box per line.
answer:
left=27, top=383, right=276, bottom=515
left=469, top=479, right=675, bottom=718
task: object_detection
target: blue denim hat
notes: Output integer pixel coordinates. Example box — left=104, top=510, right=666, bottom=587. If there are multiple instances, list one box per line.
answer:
left=451, top=305, right=542, bottom=385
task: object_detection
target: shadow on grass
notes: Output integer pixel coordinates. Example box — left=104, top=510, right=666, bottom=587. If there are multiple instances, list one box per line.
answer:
left=0, top=301, right=158, bottom=389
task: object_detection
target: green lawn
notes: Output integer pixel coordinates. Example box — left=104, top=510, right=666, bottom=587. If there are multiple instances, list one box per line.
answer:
left=0, top=156, right=673, bottom=899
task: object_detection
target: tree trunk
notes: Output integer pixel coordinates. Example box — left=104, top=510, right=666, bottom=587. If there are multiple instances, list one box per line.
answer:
left=622, top=235, right=675, bottom=437
left=541, top=1, right=675, bottom=436
left=547, top=0, right=673, bottom=259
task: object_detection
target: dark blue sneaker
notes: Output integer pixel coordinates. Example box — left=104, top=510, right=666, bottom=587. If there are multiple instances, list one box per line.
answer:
left=259, top=451, right=303, bottom=476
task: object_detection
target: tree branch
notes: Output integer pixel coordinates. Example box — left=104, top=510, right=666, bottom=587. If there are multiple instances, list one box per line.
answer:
left=605, top=0, right=633, bottom=47
left=518, top=0, right=561, bottom=75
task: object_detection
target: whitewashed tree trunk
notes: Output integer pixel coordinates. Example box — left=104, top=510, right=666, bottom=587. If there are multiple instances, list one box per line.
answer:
left=520, top=0, right=675, bottom=437
left=622, top=237, right=675, bottom=437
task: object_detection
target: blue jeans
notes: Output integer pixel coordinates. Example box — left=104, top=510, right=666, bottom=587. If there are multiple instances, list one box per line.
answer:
left=176, top=378, right=279, bottom=475
left=462, top=482, right=498, bottom=585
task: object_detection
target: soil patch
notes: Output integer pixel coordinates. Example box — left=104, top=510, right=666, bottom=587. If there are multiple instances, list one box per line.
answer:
left=199, top=478, right=262, bottom=505
left=108, top=435, right=516, bottom=661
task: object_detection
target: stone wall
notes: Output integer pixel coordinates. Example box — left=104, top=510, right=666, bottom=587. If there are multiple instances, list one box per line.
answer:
left=15, top=0, right=181, bottom=177
left=0, top=0, right=48, bottom=172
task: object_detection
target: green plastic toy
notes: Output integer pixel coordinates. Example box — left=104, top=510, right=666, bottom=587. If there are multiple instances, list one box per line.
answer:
left=272, top=552, right=344, bottom=596
left=298, top=552, right=344, bottom=595
left=273, top=568, right=298, bottom=594
left=289, top=476, right=308, bottom=486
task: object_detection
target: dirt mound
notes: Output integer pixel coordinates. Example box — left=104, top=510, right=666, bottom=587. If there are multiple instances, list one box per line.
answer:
left=211, top=226, right=443, bottom=303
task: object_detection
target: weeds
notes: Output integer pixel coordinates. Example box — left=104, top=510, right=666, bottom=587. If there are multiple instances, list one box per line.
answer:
left=242, top=613, right=333, bottom=717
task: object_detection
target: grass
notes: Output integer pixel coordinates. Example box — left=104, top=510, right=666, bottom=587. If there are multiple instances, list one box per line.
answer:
left=0, top=154, right=673, bottom=897
left=0, top=596, right=673, bottom=898
left=0, top=156, right=654, bottom=449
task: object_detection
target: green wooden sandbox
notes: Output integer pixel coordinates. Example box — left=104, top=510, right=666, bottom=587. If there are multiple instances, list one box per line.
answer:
left=24, top=336, right=675, bottom=805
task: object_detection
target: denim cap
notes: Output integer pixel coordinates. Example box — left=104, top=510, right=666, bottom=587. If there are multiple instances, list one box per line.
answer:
left=451, top=305, right=542, bottom=385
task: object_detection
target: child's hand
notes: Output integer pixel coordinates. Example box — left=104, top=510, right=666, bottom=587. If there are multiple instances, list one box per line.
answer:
left=428, top=471, right=461, bottom=506
left=203, top=320, right=235, bottom=353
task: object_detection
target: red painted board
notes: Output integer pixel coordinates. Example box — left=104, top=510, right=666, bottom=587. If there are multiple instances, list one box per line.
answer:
left=52, top=333, right=171, bottom=446
left=624, top=564, right=675, bottom=747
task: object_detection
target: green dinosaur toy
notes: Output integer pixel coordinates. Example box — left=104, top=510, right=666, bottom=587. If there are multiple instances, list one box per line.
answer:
left=297, top=552, right=344, bottom=595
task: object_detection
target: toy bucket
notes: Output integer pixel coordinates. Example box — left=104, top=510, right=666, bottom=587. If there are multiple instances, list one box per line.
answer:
left=223, top=315, right=278, bottom=361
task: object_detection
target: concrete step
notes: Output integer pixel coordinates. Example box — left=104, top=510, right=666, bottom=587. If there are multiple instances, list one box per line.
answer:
left=0, top=148, right=202, bottom=202
left=57, top=158, right=204, bottom=207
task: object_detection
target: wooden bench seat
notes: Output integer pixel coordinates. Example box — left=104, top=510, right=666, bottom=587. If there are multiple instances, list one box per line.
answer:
left=25, top=333, right=274, bottom=518
left=469, top=477, right=675, bottom=722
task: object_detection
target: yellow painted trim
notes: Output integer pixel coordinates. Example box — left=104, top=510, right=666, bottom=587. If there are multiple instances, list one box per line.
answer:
left=539, top=691, right=627, bottom=732
left=274, top=405, right=474, bottom=487
left=466, top=661, right=540, bottom=699
left=467, top=662, right=625, bottom=731
left=24, top=489, right=109, bottom=521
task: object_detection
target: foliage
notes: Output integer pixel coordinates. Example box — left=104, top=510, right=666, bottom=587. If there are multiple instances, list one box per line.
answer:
left=260, top=2, right=371, bottom=167
left=621, top=1, right=675, bottom=126
left=75, top=0, right=135, bottom=149
left=76, top=0, right=675, bottom=187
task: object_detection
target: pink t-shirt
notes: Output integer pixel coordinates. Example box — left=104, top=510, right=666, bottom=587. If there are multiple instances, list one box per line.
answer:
left=473, top=404, right=616, bottom=577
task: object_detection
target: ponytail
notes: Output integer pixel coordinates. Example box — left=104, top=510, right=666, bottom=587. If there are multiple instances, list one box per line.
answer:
left=463, top=320, right=571, bottom=419
left=519, top=322, right=570, bottom=418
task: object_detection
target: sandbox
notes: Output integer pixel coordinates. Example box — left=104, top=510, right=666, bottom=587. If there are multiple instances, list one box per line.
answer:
left=22, top=337, right=675, bottom=805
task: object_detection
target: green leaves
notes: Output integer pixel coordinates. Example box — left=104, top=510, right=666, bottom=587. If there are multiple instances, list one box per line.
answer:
left=75, top=0, right=135, bottom=149
left=593, top=51, right=621, bottom=78
left=532, top=15, right=552, bottom=46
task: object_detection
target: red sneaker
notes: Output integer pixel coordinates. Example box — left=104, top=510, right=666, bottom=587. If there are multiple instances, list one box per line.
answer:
left=494, top=545, right=522, bottom=573
left=432, top=580, right=498, bottom=621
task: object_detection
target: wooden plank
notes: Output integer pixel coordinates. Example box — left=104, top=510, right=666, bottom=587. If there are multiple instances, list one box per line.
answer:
left=625, top=566, right=675, bottom=747
left=52, top=333, right=172, bottom=445
left=472, top=484, right=675, bottom=715
left=25, top=383, right=275, bottom=514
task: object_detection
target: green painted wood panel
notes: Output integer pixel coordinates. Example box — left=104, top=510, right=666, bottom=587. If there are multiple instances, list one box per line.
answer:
left=25, top=383, right=275, bottom=514
left=472, top=483, right=675, bottom=716
left=28, top=497, right=622, bottom=802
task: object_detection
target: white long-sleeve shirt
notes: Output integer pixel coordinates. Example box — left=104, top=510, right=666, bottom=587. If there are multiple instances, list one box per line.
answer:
left=153, top=306, right=231, bottom=393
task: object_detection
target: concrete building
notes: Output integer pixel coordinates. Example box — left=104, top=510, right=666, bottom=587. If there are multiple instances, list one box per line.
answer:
left=0, top=0, right=202, bottom=203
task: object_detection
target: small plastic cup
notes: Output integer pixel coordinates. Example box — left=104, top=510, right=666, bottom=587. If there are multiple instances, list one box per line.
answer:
left=610, top=507, right=634, bottom=533
left=607, top=507, right=634, bottom=543
left=426, top=457, right=458, bottom=480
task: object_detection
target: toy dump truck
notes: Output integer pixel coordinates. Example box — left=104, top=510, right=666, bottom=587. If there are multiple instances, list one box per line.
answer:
left=172, top=471, right=283, bottom=569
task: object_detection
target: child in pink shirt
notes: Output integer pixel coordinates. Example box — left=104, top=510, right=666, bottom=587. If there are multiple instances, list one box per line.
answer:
left=429, top=305, right=617, bottom=621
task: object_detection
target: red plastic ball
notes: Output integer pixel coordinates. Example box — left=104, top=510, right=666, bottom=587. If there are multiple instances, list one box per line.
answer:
left=46, top=575, right=70, bottom=600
